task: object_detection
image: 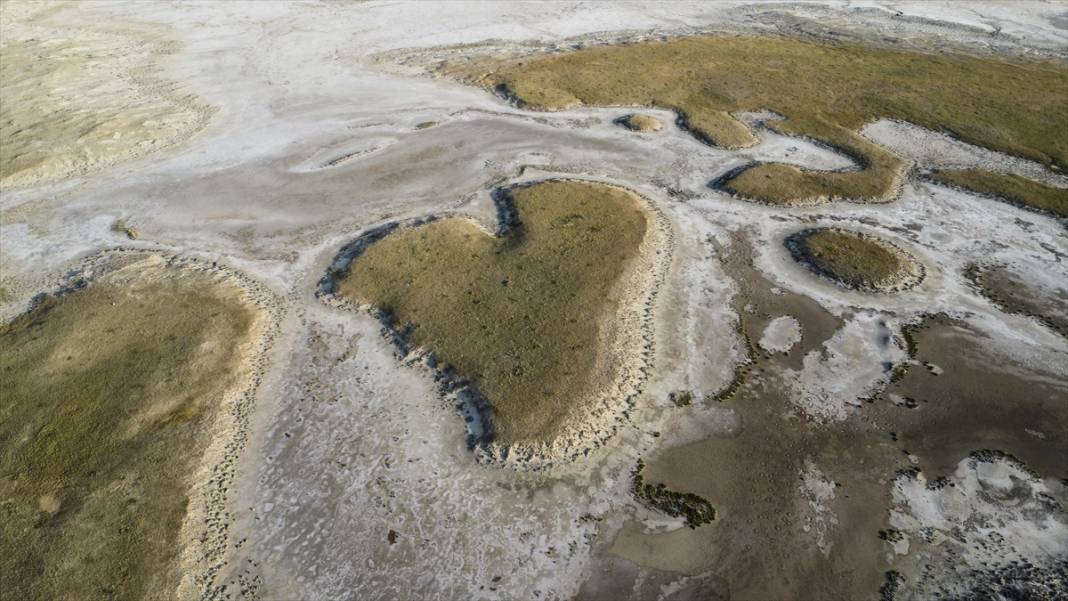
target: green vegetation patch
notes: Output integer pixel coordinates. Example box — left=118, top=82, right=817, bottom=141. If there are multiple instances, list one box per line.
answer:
left=632, top=459, right=716, bottom=528
left=668, top=390, right=694, bottom=407
left=0, top=260, right=255, bottom=601
left=338, top=180, right=650, bottom=445
left=452, top=35, right=1067, bottom=205
left=786, top=228, right=924, bottom=292
left=619, top=113, right=663, bottom=132
left=930, top=169, right=1068, bottom=219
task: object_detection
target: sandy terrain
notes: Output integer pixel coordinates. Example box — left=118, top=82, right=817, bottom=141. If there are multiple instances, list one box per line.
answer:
left=0, top=1, right=212, bottom=188
left=1, top=2, right=1066, bottom=600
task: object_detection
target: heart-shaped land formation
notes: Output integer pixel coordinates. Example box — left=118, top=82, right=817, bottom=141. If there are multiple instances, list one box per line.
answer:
left=336, top=180, right=665, bottom=458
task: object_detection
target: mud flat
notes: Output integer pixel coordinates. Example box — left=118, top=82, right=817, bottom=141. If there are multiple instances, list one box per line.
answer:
left=870, top=315, right=1068, bottom=598
left=882, top=452, right=1068, bottom=600
left=1, top=2, right=1066, bottom=600
left=444, top=34, right=1067, bottom=205
left=785, top=227, right=925, bottom=293
left=0, top=251, right=273, bottom=601
left=0, top=2, right=213, bottom=189
left=967, top=263, right=1068, bottom=338
left=874, top=315, right=1068, bottom=482
left=593, top=256, right=1068, bottom=601
left=601, top=241, right=896, bottom=600
left=325, top=179, right=670, bottom=465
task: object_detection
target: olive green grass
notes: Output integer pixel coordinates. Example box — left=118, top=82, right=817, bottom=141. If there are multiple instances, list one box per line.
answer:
left=450, top=35, right=1067, bottom=205
left=930, top=169, right=1068, bottom=219
left=0, top=269, right=254, bottom=601
left=338, top=180, right=649, bottom=445
left=619, top=113, right=663, bottom=132
left=787, top=228, right=921, bottom=292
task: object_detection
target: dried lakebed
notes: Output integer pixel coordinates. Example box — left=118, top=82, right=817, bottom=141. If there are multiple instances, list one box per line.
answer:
left=325, top=179, right=669, bottom=464
left=3, top=3, right=1068, bottom=601
left=0, top=2, right=213, bottom=189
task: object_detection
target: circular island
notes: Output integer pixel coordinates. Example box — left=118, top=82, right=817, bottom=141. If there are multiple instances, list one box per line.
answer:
left=785, top=227, right=924, bottom=292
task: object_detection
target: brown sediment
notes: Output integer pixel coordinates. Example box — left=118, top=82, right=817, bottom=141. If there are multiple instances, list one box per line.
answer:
left=608, top=351, right=897, bottom=599
left=873, top=317, right=1068, bottom=600
left=0, top=251, right=276, bottom=601
left=965, top=263, right=1068, bottom=338
left=881, top=451, right=1068, bottom=600
left=884, top=314, right=938, bottom=384
left=323, top=179, right=671, bottom=466
left=600, top=308, right=1067, bottom=599
left=713, top=230, right=842, bottom=390
left=444, top=34, right=1066, bottom=205
left=873, top=314, right=1068, bottom=478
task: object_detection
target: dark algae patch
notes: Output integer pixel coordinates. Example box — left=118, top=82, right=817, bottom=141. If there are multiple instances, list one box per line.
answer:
left=786, top=227, right=923, bottom=292
left=338, top=180, right=652, bottom=446
left=669, top=390, right=694, bottom=407
left=454, top=35, right=1067, bottom=205
left=632, top=459, right=715, bottom=528
left=0, top=258, right=256, bottom=601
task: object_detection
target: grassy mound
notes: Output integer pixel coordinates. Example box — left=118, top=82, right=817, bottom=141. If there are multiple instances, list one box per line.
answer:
left=619, top=113, right=663, bottom=132
left=338, top=180, right=650, bottom=445
left=453, top=35, right=1067, bottom=205
left=930, top=169, right=1068, bottom=218
left=0, top=257, right=256, bottom=601
left=786, top=228, right=923, bottom=292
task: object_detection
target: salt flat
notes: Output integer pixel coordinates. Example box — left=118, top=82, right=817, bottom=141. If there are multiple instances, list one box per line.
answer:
left=1, top=2, right=1066, bottom=600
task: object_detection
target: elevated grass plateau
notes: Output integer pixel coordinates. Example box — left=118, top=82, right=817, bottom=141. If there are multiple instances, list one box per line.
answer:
left=0, top=257, right=255, bottom=601
left=619, top=113, right=663, bottom=132
left=930, top=169, right=1068, bottom=219
left=338, top=180, right=651, bottom=446
left=451, top=35, right=1067, bottom=205
left=786, top=228, right=923, bottom=292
